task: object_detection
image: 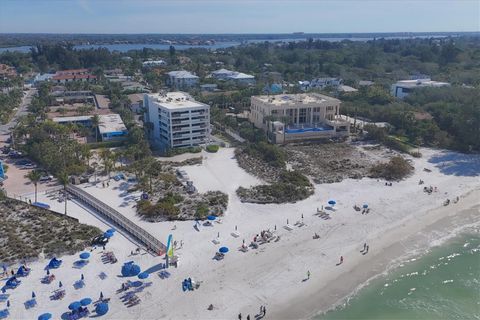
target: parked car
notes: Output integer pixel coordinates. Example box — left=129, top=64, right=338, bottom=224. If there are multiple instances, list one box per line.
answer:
left=15, top=159, right=32, bottom=166
left=8, top=151, right=22, bottom=158
left=39, top=175, right=54, bottom=182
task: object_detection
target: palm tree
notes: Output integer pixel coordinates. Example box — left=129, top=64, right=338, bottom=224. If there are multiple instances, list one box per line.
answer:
left=26, top=170, right=42, bottom=203
left=57, top=171, right=69, bottom=215
left=91, top=114, right=100, bottom=142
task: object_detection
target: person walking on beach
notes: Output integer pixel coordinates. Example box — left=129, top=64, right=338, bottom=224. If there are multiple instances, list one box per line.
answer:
left=366, top=245, right=369, bottom=254
left=307, top=270, right=311, bottom=280
left=339, top=256, right=344, bottom=264
left=238, top=313, right=242, bottom=320
left=361, top=243, right=367, bottom=252
left=263, top=306, right=267, bottom=316
left=247, top=315, right=250, bottom=320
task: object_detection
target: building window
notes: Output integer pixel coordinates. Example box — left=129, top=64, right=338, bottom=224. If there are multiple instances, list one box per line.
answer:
left=299, top=108, right=307, bottom=124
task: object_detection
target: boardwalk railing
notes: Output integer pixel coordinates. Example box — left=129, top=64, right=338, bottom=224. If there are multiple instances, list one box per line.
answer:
left=66, top=184, right=166, bottom=256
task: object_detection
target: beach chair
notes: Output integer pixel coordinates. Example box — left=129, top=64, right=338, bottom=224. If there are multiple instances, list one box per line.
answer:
left=24, top=298, right=37, bottom=309
left=230, top=231, right=240, bottom=238
left=283, top=224, right=294, bottom=231
left=212, top=239, right=220, bottom=245
left=98, top=272, right=108, bottom=280
left=73, top=280, right=85, bottom=289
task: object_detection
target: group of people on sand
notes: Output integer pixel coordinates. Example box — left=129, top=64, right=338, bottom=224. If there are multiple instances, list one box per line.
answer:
left=238, top=305, right=266, bottom=320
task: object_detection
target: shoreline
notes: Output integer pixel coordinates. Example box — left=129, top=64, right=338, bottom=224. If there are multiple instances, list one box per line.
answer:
left=271, top=188, right=480, bottom=320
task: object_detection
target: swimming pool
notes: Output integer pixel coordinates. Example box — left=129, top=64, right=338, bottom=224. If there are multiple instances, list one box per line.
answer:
left=285, top=126, right=333, bottom=134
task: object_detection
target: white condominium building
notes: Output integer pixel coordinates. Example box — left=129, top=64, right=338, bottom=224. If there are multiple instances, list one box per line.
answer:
left=391, top=78, right=450, bottom=99
left=250, top=93, right=349, bottom=144
left=167, top=71, right=199, bottom=89
left=144, top=92, right=210, bottom=150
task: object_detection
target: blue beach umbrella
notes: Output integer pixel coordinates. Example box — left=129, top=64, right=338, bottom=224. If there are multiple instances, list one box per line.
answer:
left=138, top=272, right=149, bottom=280
left=103, top=232, right=113, bottom=239
left=80, top=298, right=92, bottom=306
left=79, top=252, right=90, bottom=260
left=207, top=215, right=216, bottom=221
left=38, top=313, right=52, bottom=320
left=363, top=204, right=368, bottom=209
left=95, top=302, right=109, bottom=316
left=219, top=247, right=229, bottom=254
left=328, top=200, right=336, bottom=205
left=68, top=301, right=81, bottom=310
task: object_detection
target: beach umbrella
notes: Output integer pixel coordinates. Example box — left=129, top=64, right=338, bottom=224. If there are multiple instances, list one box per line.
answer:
left=38, top=313, right=52, bottom=320
left=207, top=215, right=216, bottom=221
left=68, top=301, right=81, bottom=310
left=103, top=231, right=113, bottom=239
left=219, top=247, right=229, bottom=254
left=138, top=272, right=149, bottom=280
left=81, top=274, right=84, bottom=281
left=328, top=200, right=336, bottom=205
left=363, top=204, right=368, bottom=209
left=95, top=302, right=109, bottom=316
left=32, top=291, right=36, bottom=299
left=80, top=298, right=92, bottom=306
left=79, top=252, right=90, bottom=260
left=99, top=292, right=104, bottom=300
left=59, top=281, right=63, bottom=288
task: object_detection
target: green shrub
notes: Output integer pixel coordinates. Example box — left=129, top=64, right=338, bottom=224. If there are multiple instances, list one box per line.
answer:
left=88, top=140, right=125, bottom=149
left=369, top=156, right=414, bottom=180
left=206, top=144, right=220, bottom=153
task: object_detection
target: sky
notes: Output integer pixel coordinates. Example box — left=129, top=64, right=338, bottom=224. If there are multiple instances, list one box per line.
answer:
left=0, top=0, right=479, bottom=34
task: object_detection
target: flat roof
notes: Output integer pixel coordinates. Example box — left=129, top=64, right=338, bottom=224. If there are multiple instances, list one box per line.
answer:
left=98, top=114, right=127, bottom=134
left=146, top=92, right=208, bottom=110
left=394, top=79, right=450, bottom=88
left=253, top=93, right=340, bottom=106
left=52, top=115, right=92, bottom=123
left=94, top=94, right=111, bottom=109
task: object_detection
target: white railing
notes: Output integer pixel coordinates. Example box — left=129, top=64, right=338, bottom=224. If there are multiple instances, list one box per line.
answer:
left=66, top=185, right=166, bottom=256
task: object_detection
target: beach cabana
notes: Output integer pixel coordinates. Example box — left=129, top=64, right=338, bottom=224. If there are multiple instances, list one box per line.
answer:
left=47, top=258, right=62, bottom=269
left=95, top=302, right=109, bottom=316
left=80, top=298, right=92, bottom=306
left=16, top=266, right=30, bottom=277
left=79, top=252, right=90, bottom=260
left=5, top=277, right=20, bottom=289
left=219, top=247, right=229, bottom=254
left=37, top=313, right=52, bottom=320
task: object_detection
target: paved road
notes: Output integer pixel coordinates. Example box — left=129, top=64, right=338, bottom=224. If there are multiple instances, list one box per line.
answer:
left=0, top=87, right=36, bottom=136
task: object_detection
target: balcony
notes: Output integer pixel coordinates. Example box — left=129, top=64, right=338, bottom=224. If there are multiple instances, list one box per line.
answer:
left=171, top=112, right=190, bottom=119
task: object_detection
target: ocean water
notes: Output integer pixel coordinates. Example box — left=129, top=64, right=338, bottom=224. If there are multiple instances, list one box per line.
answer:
left=319, top=234, right=480, bottom=320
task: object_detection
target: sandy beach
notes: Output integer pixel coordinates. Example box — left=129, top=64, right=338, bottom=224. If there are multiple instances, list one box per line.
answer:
left=6, top=146, right=480, bottom=320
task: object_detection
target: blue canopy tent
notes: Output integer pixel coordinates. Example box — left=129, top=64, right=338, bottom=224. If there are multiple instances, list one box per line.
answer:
left=328, top=200, right=336, bottom=206
left=207, top=215, right=216, bottom=221
left=80, top=298, right=92, bottom=306
left=121, top=261, right=141, bottom=277
left=95, top=302, right=109, bottom=316
left=16, top=266, right=30, bottom=277
left=79, top=252, right=90, bottom=260
left=5, top=277, right=20, bottom=289
left=106, top=228, right=116, bottom=234
left=138, top=272, right=149, bottom=280
left=38, top=313, right=52, bottom=320
left=47, top=257, right=62, bottom=269
left=103, top=231, right=113, bottom=239
left=219, top=247, right=229, bottom=254
left=68, top=301, right=82, bottom=311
